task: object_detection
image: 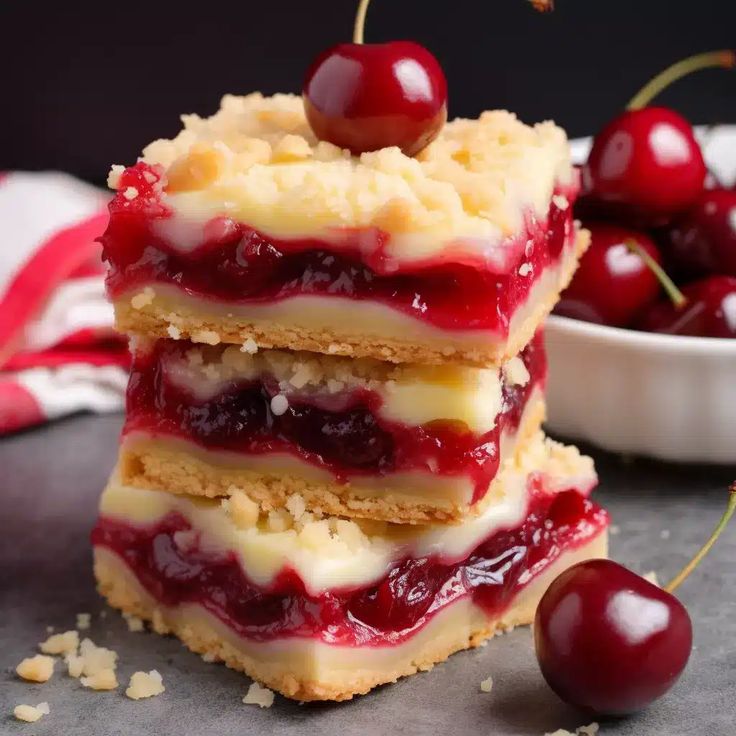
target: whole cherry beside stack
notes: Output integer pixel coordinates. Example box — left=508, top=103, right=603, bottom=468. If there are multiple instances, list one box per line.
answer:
left=535, top=483, right=736, bottom=716
left=561, top=50, right=736, bottom=339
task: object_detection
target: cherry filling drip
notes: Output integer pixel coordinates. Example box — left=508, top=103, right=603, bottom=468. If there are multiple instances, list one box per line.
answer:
left=124, top=333, right=546, bottom=501
left=92, top=487, right=607, bottom=647
left=101, top=163, right=575, bottom=333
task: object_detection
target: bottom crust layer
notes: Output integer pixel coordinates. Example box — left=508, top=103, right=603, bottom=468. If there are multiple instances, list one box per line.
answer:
left=94, top=530, right=607, bottom=702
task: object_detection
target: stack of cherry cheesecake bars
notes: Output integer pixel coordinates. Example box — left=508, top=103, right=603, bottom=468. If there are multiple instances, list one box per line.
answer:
left=92, top=93, right=609, bottom=702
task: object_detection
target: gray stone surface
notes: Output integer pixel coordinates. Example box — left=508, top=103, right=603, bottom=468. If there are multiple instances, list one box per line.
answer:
left=1, top=414, right=734, bottom=736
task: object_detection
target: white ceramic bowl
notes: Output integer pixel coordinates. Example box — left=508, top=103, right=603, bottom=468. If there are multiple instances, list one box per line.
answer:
left=544, top=128, right=736, bottom=464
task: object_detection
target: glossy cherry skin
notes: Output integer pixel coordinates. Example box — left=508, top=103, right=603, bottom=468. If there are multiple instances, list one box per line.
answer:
left=663, top=189, right=736, bottom=278
left=535, top=559, right=692, bottom=716
left=303, top=41, right=447, bottom=156
left=582, top=107, right=706, bottom=223
left=637, top=275, right=736, bottom=337
left=555, top=223, right=662, bottom=327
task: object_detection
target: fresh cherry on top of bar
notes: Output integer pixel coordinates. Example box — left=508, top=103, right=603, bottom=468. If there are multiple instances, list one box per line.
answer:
left=302, top=0, right=447, bottom=156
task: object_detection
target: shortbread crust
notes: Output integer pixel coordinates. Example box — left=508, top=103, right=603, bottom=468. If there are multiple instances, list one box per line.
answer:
left=120, top=391, right=546, bottom=525
left=94, top=532, right=607, bottom=702
left=114, top=230, right=587, bottom=367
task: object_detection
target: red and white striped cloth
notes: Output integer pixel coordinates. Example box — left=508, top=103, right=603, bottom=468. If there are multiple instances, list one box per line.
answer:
left=0, top=171, right=128, bottom=434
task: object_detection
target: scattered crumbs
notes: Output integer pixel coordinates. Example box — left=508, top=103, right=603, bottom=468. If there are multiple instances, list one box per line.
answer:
left=270, top=394, right=289, bottom=416
left=201, top=651, right=217, bottom=663
left=76, top=613, right=92, bottom=631
left=16, top=655, right=55, bottom=683
left=123, top=186, right=139, bottom=200
left=45, top=625, right=55, bottom=634
left=126, top=670, right=165, bottom=700
left=80, top=668, right=119, bottom=691
left=518, top=263, right=532, bottom=277
left=578, top=724, right=599, bottom=736
left=479, top=676, right=493, bottom=693
left=243, top=682, right=275, bottom=709
left=13, top=702, right=50, bottom=723
left=643, top=571, right=660, bottom=587
left=167, top=325, right=182, bottom=340
left=660, top=529, right=671, bottom=540
left=76, top=638, right=118, bottom=677
left=65, top=653, right=84, bottom=679
left=240, top=337, right=258, bottom=354
left=39, top=630, right=79, bottom=656
left=100, top=610, right=108, bottom=619
left=123, top=612, right=145, bottom=633
left=609, top=524, right=620, bottom=536
left=545, top=724, right=598, bottom=736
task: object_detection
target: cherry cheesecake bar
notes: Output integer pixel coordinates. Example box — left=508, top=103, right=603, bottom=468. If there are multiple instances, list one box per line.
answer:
left=103, top=93, right=587, bottom=366
left=93, top=433, right=609, bottom=701
left=120, top=331, right=546, bottom=524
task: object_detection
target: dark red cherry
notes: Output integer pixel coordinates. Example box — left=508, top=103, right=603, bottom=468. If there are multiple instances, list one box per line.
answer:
left=580, top=51, right=734, bottom=224
left=555, top=224, right=662, bottom=326
left=302, top=0, right=447, bottom=156
left=664, top=188, right=736, bottom=277
left=637, top=275, right=736, bottom=337
left=582, top=107, right=706, bottom=223
left=534, top=559, right=693, bottom=716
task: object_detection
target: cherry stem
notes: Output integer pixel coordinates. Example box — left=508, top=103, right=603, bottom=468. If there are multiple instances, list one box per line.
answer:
left=665, top=483, right=736, bottom=594
left=353, top=0, right=372, bottom=44
left=624, top=240, right=687, bottom=309
left=627, top=50, right=736, bottom=111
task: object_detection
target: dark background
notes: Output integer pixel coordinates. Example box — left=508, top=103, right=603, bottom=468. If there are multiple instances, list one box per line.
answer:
left=1, top=0, right=734, bottom=184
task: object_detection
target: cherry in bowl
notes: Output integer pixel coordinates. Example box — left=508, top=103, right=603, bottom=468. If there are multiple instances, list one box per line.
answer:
left=580, top=50, right=734, bottom=225
left=664, top=188, right=736, bottom=278
left=637, top=275, right=736, bottom=338
left=555, top=223, right=663, bottom=327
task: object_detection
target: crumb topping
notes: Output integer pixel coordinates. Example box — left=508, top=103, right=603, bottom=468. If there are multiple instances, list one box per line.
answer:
left=113, top=93, right=574, bottom=261
left=479, top=676, right=494, bottom=693
left=126, top=670, right=165, bottom=700
left=160, top=341, right=507, bottom=434
left=243, top=681, right=275, bottom=708
left=16, top=655, right=55, bottom=683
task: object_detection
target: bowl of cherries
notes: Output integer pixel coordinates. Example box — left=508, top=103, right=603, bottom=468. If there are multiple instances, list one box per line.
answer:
left=546, top=51, right=736, bottom=463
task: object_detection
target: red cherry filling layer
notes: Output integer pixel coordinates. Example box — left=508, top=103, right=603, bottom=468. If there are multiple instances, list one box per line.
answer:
left=124, top=332, right=546, bottom=503
left=102, top=164, right=576, bottom=333
left=92, top=486, right=607, bottom=647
